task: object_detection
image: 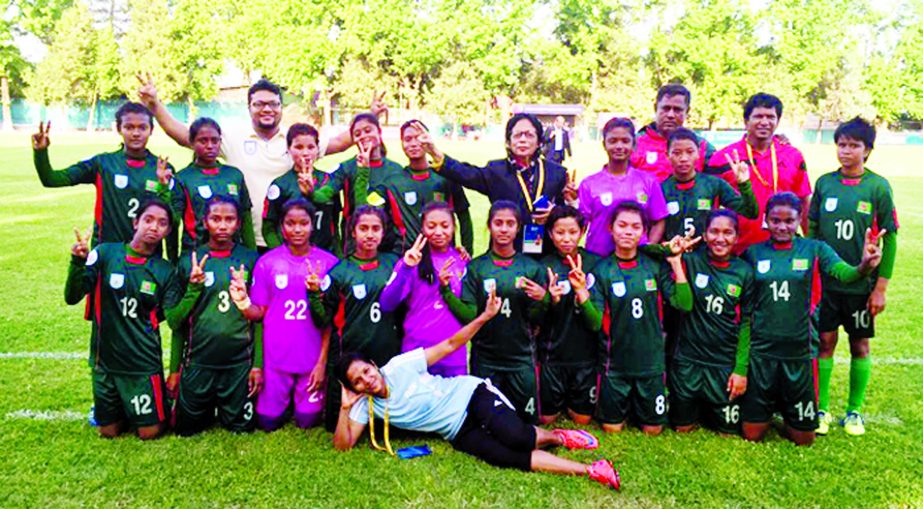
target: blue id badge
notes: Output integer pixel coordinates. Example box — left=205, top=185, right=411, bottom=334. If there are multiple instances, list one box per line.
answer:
left=523, top=223, right=544, bottom=254
left=396, top=444, right=432, bottom=459
left=533, top=195, right=550, bottom=210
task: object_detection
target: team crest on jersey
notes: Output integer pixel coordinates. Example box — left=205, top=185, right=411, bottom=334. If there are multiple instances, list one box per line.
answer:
left=695, top=273, right=710, bottom=288
left=267, top=184, right=281, bottom=201
left=557, top=280, right=572, bottom=295
left=792, top=258, right=809, bottom=271
left=244, top=140, right=257, bottom=155
left=204, top=271, right=215, bottom=287
left=646, top=151, right=658, bottom=164
left=404, top=191, right=418, bottom=205
left=113, top=174, right=128, bottom=189
left=198, top=185, right=213, bottom=199
left=433, top=192, right=445, bottom=202
left=667, top=201, right=680, bottom=215
left=140, top=280, right=157, bottom=295
left=757, top=260, right=771, bottom=274
left=645, top=278, right=657, bottom=291
left=144, top=180, right=159, bottom=192
left=320, top=274, right=332, bottom=292
left=86, top=249, right=99, bottom=266
left=586, top=273, right=596, bottom=290
left=227, top=184, right=239, bottom=196
left=857, top=201, right=872, bottom=215
left=275, top=274, right=288, bottom=289
left=352, top=284, right=367, bottom=299
left=636, top=191, right=649, bottom=204
left=727, top=284, right=741, bottom=297
left=611, top=281, right=626, bottom=297
left=483, top=278, right=497, bottom=294
left=600, top=192, right=613, bottom=206
left=697, top=199, right=712, bottom=211
left=109, top=273, right=125, bottom=289
left=824, top=197, right=838, bottom=212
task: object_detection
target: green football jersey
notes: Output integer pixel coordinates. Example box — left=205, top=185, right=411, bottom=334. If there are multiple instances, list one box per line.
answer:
left=676, top=249, right=754, bottom=367
left=538, top=249, right=601, bottom=366
left=661, top=174, right=757, bottom=239
left=172, top=164, right=252, bottom=252
left=34, top=148, right=173, bottom=246
left=590, top=253, right=675, bottom=377
left=321, top=253, right=401, bottom=366
left=809, top=169, right=899, bottom=294
left=174, top=245, right=260, bottom=369
left=743, top=238, right=846, bottom=360
left=318, top=157, right=403, bottom=243
left=374, top=166, right=470, bottom=252
left=460, top=252, right=548, bottom=367
left=263, top=168, right=342, bottom=254
left=66, top=243, right=179, bottom=375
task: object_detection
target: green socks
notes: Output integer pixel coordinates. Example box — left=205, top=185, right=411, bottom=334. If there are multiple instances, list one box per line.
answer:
left=817, top=357, right=834, bottom=412
left=847, top=357, right=872, bottom=413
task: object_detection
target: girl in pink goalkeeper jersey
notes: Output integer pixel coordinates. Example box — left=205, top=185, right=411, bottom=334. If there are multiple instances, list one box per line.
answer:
left=379, top=201, right=469, bottom=377
left=230, top=198, right=338, bottom=431
left=578, top=118, right=668, bottom=257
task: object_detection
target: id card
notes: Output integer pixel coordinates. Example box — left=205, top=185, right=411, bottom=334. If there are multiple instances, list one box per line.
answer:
left=523, top=224, right=544, bottom=254
left=397, top=444, right=432, bottom=460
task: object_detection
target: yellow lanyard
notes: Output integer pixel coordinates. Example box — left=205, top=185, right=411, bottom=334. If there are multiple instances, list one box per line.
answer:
left=368, top=391, right=394, bottom=456
left=514, top=159, right=545, bottom=213
left=745, top=141, right=779, bottom=193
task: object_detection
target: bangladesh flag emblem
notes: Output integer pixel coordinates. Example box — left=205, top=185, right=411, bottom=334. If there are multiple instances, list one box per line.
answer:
left=145, top=180, right=159, bottom=192
left=227, top=184, right=239, bottom=195
left=697, top=198, right=711, bottom=210
left=727, top=284, right=741, bottom=297
left=792, top=259, right=809, bottom=271
left=645, top=278, right=657, bottom=291
left=140, top=280, right=157, bottom=295
left=857, top=201, right=872, bottom=214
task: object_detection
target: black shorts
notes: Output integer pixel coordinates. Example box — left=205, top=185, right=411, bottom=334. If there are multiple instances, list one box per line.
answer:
left=450, top=383, right=536, bottom=471
left=472, top=363, right=538, bottom=424
left=818, top=291, right=875, bottom=338
left=741, top=356, right=818, bottom=432
left=539, top=363, right=597, bottom=416
left=173, top=364, right=255, bottom=436
left=669, top=358, right=740, bottom=434
left=596, top=371, right=667, bottom=426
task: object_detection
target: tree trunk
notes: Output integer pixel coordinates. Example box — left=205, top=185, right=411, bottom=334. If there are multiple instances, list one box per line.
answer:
left=1, top=76, right=12, bottom=131
left=86, top=93, right=98, bottom=131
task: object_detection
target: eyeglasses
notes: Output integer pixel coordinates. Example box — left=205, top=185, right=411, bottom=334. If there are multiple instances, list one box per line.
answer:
left=251, top=101, right=282, bottom=110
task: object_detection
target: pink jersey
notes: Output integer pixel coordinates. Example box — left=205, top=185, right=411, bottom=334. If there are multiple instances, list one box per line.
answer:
left=379, top=247, right=468, bottom=375
left=631, top=123, right=713, bottom=182
left=707, top=136, right=811, bottom=254
left=250, top=245, right=339, bottom=373
left=578, top=166, right=669, bottom=256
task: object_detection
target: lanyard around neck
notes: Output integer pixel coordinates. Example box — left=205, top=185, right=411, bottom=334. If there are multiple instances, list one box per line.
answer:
left=745, top=141, right=778, bottom=193
left=368, top=390, right=394, bottom=455
left=514, top=159, right=545, bottom=213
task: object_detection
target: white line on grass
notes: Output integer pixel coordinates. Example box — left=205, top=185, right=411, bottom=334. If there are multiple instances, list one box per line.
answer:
left=0, top=352, right=83, bottom=360
left=6, top=410, right=84, bottom=421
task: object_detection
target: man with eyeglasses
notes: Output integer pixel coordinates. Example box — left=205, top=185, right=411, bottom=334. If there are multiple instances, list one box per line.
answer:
left=137, top=76, right=384, bottom=251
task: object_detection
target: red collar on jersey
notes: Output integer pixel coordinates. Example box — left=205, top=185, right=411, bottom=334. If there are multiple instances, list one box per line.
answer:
left=125, top=254, right=147, bottom=264
left=616, top=258, right=638, bottom=269
left=709, top=258, right=731, bottom=269
left=675, top=178, right=697, bottom=191
left=200, top=166, right=221, bottom=176
left=368, top=160, right=383, bottom=169
left=125, top=158, right=146, bottom=169
left=356, top=258, right=380, bottom=271
left=410, top=170, right=431, bottom=181
left=840, top=177, right=862, bottom=186
left=209, top=249, right=232, bottom=258
left=772, top=241, right=793, bottom=250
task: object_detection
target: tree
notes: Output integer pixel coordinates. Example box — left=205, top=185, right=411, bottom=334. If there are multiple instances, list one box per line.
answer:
left=9, top=0, right=75, bottom=44
left=425, top=61, right=490, bottom=132
left=25, top=2, right=98, bottom=106
left=0, top=23, right=29, bottom=130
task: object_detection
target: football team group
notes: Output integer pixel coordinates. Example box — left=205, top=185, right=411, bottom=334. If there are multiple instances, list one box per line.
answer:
left=30, top=77, right=897, bottom=491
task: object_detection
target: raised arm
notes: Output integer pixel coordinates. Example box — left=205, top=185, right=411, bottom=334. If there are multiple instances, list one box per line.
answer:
left=137, top=72, right=191, bottom=148
left=64, top=229, right=95, bottom=305
left=424, top=289, right=501, bottom=366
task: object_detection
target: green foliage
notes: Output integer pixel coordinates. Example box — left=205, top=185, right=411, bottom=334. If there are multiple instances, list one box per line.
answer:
left=425, top=61, right=490, bottom=126
left=9, top=0, right=75, bottom=45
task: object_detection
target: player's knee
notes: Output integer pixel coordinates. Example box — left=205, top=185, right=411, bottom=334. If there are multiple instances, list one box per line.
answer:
left=674, top=424, right=696, bottom=433
left=567, top=410, right=592, bottom=426
left=601, top=422, right=625, bottom=433
left=818, top=332, right=838, bottom=356
left=98, top=424, right=122, bottom=439
left=539, top=414, right=559, bottom=426
left=789, top=428, right=815, bottom=446
left=741, top=423, right=766, bottom=442
left=137, top=424, right=163, bottom=441
left=848, top=338, right=870, bottom=358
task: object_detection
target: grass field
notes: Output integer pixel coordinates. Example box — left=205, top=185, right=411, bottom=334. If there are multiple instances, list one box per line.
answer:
left=0, top=129, right=921, bottom=508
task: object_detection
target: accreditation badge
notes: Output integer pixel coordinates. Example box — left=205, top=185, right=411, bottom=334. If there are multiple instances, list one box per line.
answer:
left=523, top=224, right=544, bottom=254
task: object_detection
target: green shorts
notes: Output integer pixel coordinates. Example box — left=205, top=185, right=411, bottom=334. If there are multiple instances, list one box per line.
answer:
left=92, top=370, right=169, bottom=428
left=818, top=291, right=874, bottom=338
left=174, top=364, right=255, bottom=436
left=669, top=358, right=740, bottom=434
left=473, top=362, right=539, bottom=424
left=596, top=371, right=667, bottom=426
left=539, top=363, right=597, bottom=416
left=741, top=356, right=818, bottom=432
